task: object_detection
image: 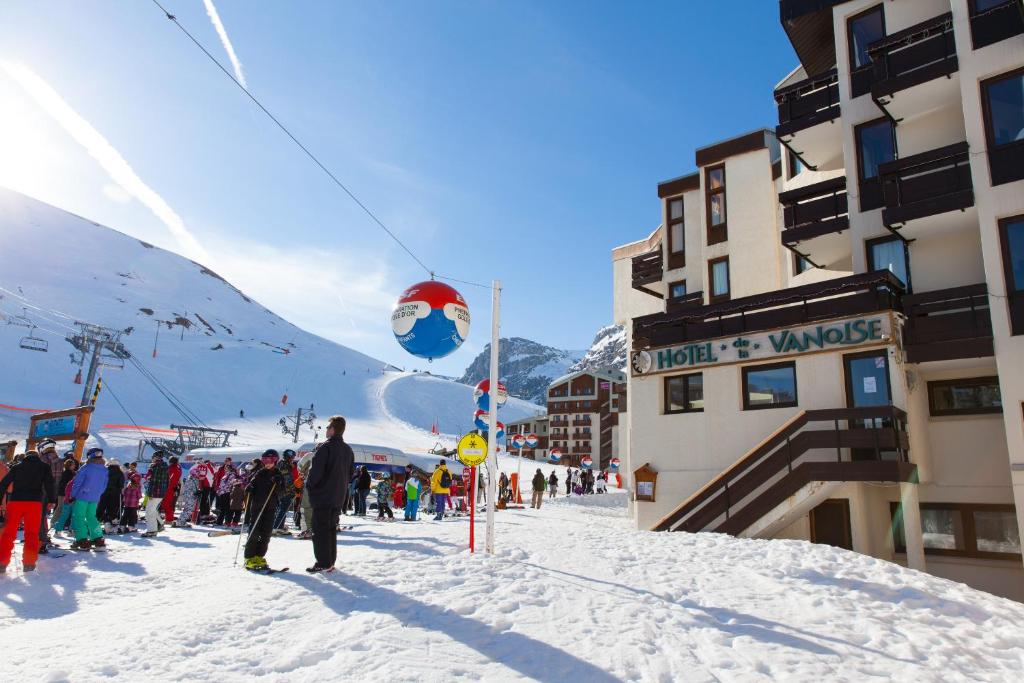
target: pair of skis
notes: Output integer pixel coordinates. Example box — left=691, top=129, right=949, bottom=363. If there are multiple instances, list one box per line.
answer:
left=208, top=524, right=354, bottom=537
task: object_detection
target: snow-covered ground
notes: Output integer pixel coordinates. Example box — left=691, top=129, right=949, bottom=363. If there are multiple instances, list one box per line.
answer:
left=3, top=492, right=1023, bottom=682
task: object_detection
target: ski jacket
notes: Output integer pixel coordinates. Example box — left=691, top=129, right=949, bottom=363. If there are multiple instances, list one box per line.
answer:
left=246, top=466, right=284, bottom=513
left=58, top=467, right=78, bottom=494
left=71, top=462, right=109, bottom=503
left=166, top=463, right=182, bottom=497
left=105, top=465, right=125, bottom=496
left=357, top=468, right=372, bottom=492
left=430, top=465, right=450, bottom=495
left=146, top=461, right=170, bottom=498
left=192, top=462, right=215, bottom=489
left=548, top=472, right=558, bottom=488
left=123, top=473, right=142, bottom=508
left=277, top=461, right=296, bottom=497
left=405, top=477, right=421, bottom=501
left=532, top=472, right=546, bottom=492
left=306, top=437, right=355, bottom=508
left=229, top=482, right=245, bottom=510
left=39, top=450, right=63, bottom=488
left=375, top=480, right=391, bottom=503
left=217, top=469, right=239, bottom=496
left=0, top=453, right=56, bottom=503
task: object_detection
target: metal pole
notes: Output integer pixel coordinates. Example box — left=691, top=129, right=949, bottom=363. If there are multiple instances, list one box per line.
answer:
left=80, top=340, right=102, bottom=407
left=516, top=444, right=523, bottom=504
left=485, top=280, right=501, bottom=555
left=469, top=465, right=476, bottom=553
left=293, top=407, right=302, bottom=443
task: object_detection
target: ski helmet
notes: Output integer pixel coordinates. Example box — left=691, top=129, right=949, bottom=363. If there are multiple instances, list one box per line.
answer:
left=86, top=447, right=105, bottom=461
left=282, top=449, right=296, bottom=459
left=38, top=439, right=57, bottom=452
left=151, top=450, right=167, bottom=460
left=261, top=449, right=280, bottom=465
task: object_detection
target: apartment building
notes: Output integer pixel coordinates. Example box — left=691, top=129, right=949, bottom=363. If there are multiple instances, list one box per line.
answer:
left=546, top=368, right=626, bottom=469
left=613, top=0, right=1024, bottom=600
left=505, top=414, right=549, bottom=461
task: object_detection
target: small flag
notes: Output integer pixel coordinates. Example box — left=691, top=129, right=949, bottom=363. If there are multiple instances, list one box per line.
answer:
left=431, top=419, right=439, bottom=435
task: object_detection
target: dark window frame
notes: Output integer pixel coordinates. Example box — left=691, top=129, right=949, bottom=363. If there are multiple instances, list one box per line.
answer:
left=980, top=67, right=1024, bottom=186
left=787, top=149, right=803, bottom=180
left=742, top=361, right=799, bottom=411
left=707, top=256, right=730, bottom=304
left=927, top=376, right=1002, bottom=416
left=663, top=373, right=704, bottom=415
left=666, top=197, right=686, bottom=269
left=847, top=4, right=885, bottom=98
left=668, top=279, right=687, bottom=301
left=998, top=214, right=1024, bottom=335
left=890, top=501, right=1021, bottom=561
left=705, top=164, right=727, bottom=245
left=855, top=117, right=897, bottom=212
left=793, top=251, right=814, bottom=275
left=866, top=234, right=912, bottom=293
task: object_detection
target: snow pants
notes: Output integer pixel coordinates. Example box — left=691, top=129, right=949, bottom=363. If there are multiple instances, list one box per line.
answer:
left=404, top=498, right=419, bottom=521
left=244, top=499, right=277, bottom=560
left=0, top=501, right=42, bottom=567
left=377, top=501, right=393, bottom=519
left=301, top=494, right=314, bottom=533
left=120, top=506, right=139, bottom=529
left=71, top=500, right=102, bottom=542
left=311, top=506, right=340, bottom=568
left=97, top=491, right=122, bottom=525
left=531, top=491, right=544, bottom=509
left=355, top=490, right=369, bottom=516
left=433, top=494, right=448, bottom=520
left=161, top=490, right=177, bottom=523
left=273, top=497, right=291, bottom=529
left=145, top=496, right=163, bottom=534
left=50, top=495, right=66, bottom=528
left=52, top=500, right=74, bottom=534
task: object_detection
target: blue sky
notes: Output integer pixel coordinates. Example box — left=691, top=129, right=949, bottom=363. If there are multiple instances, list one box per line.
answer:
left=0, top=1, right=797, bottom=375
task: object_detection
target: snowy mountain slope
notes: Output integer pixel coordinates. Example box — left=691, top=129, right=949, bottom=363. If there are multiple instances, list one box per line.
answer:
left=3, top=493, right=1023, bottom=682
left=459, top=337, right=584, bottom=404
left=0, top=187, right=516, bottom=455
left=569, top=323, right=627, bottom=374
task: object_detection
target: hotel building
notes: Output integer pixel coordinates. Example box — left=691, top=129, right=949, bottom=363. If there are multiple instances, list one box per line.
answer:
left=613, top=0, right=1024, bottom=600
left=546, top=368, right=627, bottom=469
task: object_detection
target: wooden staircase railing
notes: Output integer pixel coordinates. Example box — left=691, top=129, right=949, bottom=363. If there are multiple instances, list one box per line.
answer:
left=653, top=406, right=911, bottom=533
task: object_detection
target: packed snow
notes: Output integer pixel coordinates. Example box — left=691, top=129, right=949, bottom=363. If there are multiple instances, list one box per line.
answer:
left=2, top=491, right=1024, bottom=682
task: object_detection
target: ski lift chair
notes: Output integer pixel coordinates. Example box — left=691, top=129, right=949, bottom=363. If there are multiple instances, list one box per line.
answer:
left=19, top=326, right=48, bottom=352
left=99, top=352, right=125, bottom=369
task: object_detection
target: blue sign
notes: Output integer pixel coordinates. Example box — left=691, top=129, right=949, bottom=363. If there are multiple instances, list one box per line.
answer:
left=33, top=416, right=77, bottom=438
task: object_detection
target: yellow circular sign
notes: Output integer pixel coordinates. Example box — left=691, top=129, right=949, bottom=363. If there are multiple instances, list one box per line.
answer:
left=456, top=432, right=488, bottom=467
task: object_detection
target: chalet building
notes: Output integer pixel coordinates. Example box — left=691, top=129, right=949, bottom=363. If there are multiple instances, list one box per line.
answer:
left=546, top=368, right=627, bottom=469
left=613, top=0, right=1024, bottom=600
left=505, top=415, right=549, bottom=461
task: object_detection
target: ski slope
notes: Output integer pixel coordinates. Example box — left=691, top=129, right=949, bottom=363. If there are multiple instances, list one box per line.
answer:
left=0, top=187, right=540, bottom=458
left=2, top=493, right=1023, bottom=682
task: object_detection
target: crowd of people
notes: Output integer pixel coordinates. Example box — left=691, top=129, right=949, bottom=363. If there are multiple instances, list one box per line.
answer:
left=1, top=416, right=619, bottom=575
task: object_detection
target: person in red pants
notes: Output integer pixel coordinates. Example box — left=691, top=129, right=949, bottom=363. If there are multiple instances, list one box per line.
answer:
left=0, top=450, right=55, bottom=573
left=162, top=455, right=182, bottom=524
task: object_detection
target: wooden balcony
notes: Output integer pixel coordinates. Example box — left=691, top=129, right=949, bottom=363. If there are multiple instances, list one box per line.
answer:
left=878, top=142, right=973, bottom=229
left=868, top=13, right=957, bottom=102
left=780, top=177, right=848, bottom=267
left=666, top=290, right=705, bottom=312
left=903, top=284, right=993, bottom=363
left=969, top=0, right=1024, bottom=51
left=775, top=69, right=840, bottom=138
left=632, top=250, right=663, bottom=299
left=571, top=419, right=592, bottom=427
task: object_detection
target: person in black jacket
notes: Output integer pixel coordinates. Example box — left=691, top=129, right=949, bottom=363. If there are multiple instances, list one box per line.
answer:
left=304, top=415, right=355, bottom=573
left=0, top=450, right=55, bottom=573
left=243, top=450, right=285, bottom=571
left=98, top=460, right=125, bottom=533
left=355, top=466, right=372, bottom=517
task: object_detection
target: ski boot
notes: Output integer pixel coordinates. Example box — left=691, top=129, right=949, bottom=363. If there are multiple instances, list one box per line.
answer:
left=0, top=563, right=6, bottom=574
left=70, top=539, right=92, bottom=551
left=92, top=537, right=106, bottom=549
left=244, top=556, right=268, bottom=571
left=23, top=564, right=35, bottom=572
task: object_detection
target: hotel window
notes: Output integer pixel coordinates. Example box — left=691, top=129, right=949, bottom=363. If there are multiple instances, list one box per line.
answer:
left=667, top=197, right=685, bottom=268
left=867, top=236, right=910, bottom=292
left=981, top=68, right=1024, bottom=185
left=705, top=165, right=727, bottom=245
left=742, top=362, right=798, bottom=410
left=927, top=377, right=1002, bottom=416
left=793, top=253, right=814, bottom=275
left=855, top=118, right=896, bottom=211
left=891, top=503, right=1021, bottom=559
left=708, top=256, right=730, bottom=304
left=664, top=373, right=704, bottom=414
left=999, top=214, right=1024, bottom=335
left=847, top=5, right=885, bottom=98
left=668, top=280, right=687, bottom=301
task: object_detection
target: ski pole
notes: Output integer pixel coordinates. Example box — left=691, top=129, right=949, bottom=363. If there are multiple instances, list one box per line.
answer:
left=235, top=485, right=275, bottom=566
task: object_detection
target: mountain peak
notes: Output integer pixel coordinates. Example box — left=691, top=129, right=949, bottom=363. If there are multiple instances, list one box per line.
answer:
left=458, top=337, right=584, bottom=404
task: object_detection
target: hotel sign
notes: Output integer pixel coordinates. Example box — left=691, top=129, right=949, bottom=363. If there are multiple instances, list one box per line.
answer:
left=631, top=315, right=891, bottom=376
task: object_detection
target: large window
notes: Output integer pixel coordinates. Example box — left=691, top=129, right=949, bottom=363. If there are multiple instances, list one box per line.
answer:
left=867, top=236, right=910, bottom=291
left=927, top=377, right=1002, bottom=416
left=855, top=118, right=896, bottom=211
left=982, top=68, right=1024, bottom=185
left=847, top=5, right=885, bottom=97
left=708, top=256, right=730, bottom=304
left=705, top=165, right=727, bottom=245
left=742, top=362, right=798, bottom=410
left=999, top=214, right=1024, bottom=335
left=664, top=373, right=703, bottom=414
left=667, top=197, right=685, bottom=268
left=891, top=503, right=1021, bottom=560
left=668, top=280, right=686, bottom=299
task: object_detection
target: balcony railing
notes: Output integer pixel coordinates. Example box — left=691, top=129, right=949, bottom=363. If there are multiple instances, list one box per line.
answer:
left=666, top=290, right=705, bottom=312
left=633, top=271, right=904, bottom=350
left=572, top=419, right=591, bottom=426
left=774, top=69, right=840, bottom=137
left=780, top=176, right=848, bottom=245
left=878, top=141, right=973, bottom=227
left=571, top=447, right=591, bottom=454
left=632, top=250, right=663, bottom=287
left=903, top=284, right=993, bottom=363
left=969, top=0, right=1024, bottom=51
left=868, top=12, right=957, bottom=99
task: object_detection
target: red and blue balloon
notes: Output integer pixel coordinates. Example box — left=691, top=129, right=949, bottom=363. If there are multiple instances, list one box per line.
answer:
left=392, top=280, right=470, bottom=361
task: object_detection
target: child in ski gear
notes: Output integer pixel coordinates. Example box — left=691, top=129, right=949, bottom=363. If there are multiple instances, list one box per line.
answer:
left=403, top=465, right=421, bottom=521
left=51, top=475, right=77, bottom=537
left=243, top=450, right=285, bottom=571
left=595, top=472, right=607, bottom=494
left=548, top=471, right=558, bottom=498
left=99, top=460, right=125, bottom=533
left=142, top=451, right=169, bottom=536
left=305, top=415, right=355, bottom=573
left=70, top=449, right=109, bottom=550
left=175, top=464, right=203, bottom=527
left=215, top=464, right=240, bottom=526
left=531, top=469, right=546, bottom=509
left=0, top=450, right=55, bottom=573
left=272, top=451, right=297, bottom=529
left=431, top=460, right=451, bottom=521
left=51, top=458, right=79, bottom=532
left=120, top=468, right=142, bottom=532
left=162, top=455, right=182, bottom=524
left=375, top=476, right=394, bottom=520
left=228, top=480, right=245, bottom=527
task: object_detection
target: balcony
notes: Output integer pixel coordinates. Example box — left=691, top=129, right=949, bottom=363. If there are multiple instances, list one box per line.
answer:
left=868, top=13, right=959, bottom=124
left=632, top=250, right=663, bottom=299
left=572, top=419, right=592, bottom=427
left=570, top=447, right=591, bottom=455
left=969, top=0, right=1024, bottom=51
left=780, top=176, right=849, bottom=268
left=774, top=69, right=843, bottom=171
left=549, top=418, right=568, bottom=427
left=902, top=284, right=993, bottom=363
left=878, top=142, right=973, bottom=232
left=633, top=271, right=903, bottom=350
left=666, top=290, right=705, bottom=313
left=572, top=433, right=592, bottom=440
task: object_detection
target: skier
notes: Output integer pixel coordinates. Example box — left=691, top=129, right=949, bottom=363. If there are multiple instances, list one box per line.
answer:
left=99, top=459, right=125, bottom=534
left=243, top=449, right=286, bottom=572
left=295, top=449, right=315, bottom=539
left=548, top=471, right=558, bottom=499
left=595, top=471, right=607, bottom=494
left=304, top=415, right=354, bottom=573
left=193, top=459, right=216, bottom=520
left=565, top=469, right=573, bottom=496
left=403, top=465, right=420, bottom=521
left=531, top=469, right=546, bottom=509
left=355, top=466, right=371, bottom=517
left=142, top=451, right=169, bottom=537
left=36, top=440, right=62, bottom=552
left=176, top=465, right=202, bottom=527
left=51, top=458, right=79, bottom=534
left=162, top=455, right=182, bottom=525
left=227, top=479, right=245, bottom=527
left=120, top=467, right=142, bottom=533
left=430, top=460, right=451, bottom=521
left=272, top=450, right=297, bottom=531
left=50, top=473, right=77, bottom=537
left=0, top=449, right=55, bottom=572
left=69, top=449, right=109, bottom=550
left=215, top=463, right=239, bottom=526
left=375, top=475, right=394, bottom=520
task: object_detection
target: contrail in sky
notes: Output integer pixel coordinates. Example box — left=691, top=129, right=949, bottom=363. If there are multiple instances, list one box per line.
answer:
left=202, top=0, right=248, bottom=89
left=0, top=61, right=212, bottom=264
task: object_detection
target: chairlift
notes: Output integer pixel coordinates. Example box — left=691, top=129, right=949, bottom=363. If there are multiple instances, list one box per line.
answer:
left=99, top=351, right=125, bottom=369
left=19, top=326, right=48, bottom=352
left=6, top=307, right=33, bottom=329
